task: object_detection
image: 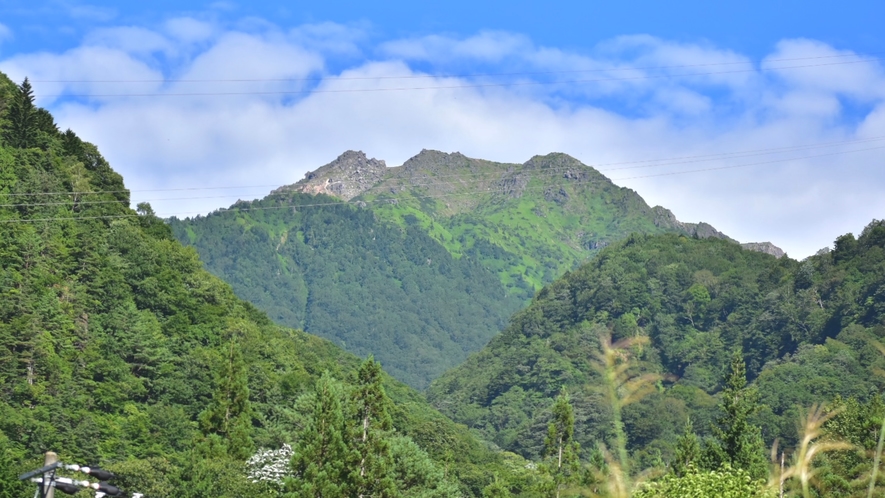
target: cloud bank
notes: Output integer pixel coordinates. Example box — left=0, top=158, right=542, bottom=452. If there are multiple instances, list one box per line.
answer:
left=1, top=18, right=883, bottom=258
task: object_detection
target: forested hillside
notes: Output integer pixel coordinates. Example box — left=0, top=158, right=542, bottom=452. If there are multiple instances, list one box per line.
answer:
left=0, top=74, right=525, bottom=497
left=427, top=226, right=885, bottom=495
left=172, top=150, right=749, bottom=388
left=169, top=194, right=523, bottom=389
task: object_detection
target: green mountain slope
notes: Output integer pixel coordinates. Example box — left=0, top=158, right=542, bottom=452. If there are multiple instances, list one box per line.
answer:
left=172, top=150, right=749, bottom=388
left=426, top=227, right=885, bottom=462
left=283, top=149, right=737, bottom=296
left=170, top=193, right=523, bottom=389
left=0, top=74, right=519, bottom=497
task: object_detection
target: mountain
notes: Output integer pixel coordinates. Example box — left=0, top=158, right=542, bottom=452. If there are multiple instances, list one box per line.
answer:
left=425, top=225, right=885, bottom=465
left=172, top=150, right=782, bottom=388
left=0, top=74, right=520, bottom=497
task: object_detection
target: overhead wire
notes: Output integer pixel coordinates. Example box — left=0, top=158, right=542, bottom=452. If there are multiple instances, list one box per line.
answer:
left=1, top=141, right=881, bottom=223
left=37, top=58, right=883, bottom=98
left=4, top=139, right=884, bottom=209
left=28, top=52, right=883, bottom=84
left=6, top=134, right=885, bottom=200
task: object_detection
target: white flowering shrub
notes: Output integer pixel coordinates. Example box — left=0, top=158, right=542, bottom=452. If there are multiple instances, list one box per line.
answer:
left=246, top=444, right=294, bottom=488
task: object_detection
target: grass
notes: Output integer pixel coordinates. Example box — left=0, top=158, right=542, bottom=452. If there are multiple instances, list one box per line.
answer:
left=350, top=154, right=675, bottom=303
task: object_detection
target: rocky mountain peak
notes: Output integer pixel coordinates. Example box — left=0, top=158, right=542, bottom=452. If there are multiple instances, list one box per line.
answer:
left=740, top=242, right=786, bottom=258
left=399, top=149, right=473, bottom=175
left=652, top=206, right=786, bottom=257
left=651, top=206, right=734, bottom=241
left=273, top=150, right=387, bottom=201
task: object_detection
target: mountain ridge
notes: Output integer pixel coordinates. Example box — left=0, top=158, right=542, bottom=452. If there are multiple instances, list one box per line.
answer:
left=172, top=149, right=785, bottom=388
left=277, top=149, right=782, bottom=255
left=425, top=224, right=885, bottom=464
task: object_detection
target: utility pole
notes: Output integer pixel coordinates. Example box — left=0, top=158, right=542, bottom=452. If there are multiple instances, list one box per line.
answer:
left=43, top=452, right=57, bottom=498
left=19, top=452, right=138, bottom=497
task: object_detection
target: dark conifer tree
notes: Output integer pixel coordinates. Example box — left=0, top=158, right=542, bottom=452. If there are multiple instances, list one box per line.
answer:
left=350, top=356, right=397, bottom=498
left=3, top=78, right=37, bottom=149
left=708, top=351, right=768, bottom=479
left=197, top=340, right=254, bottom=460
left=671, top=419, right=701, bottom=477
left=290, top=372, right=352, bottom=497
left=542, top=387, right=581, bottom=498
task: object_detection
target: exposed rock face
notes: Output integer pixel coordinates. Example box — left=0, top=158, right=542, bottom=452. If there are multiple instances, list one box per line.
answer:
left=278, top=150, right=787, bottom=258
left=652, top=207, right=786, bottom=257
left=273, top=150, right=386, bottom=201
left=741, top=242, right=786, bottom=259
left=651, top=206, right=735, bottom=242
left=399, top=149, right=475, bottom=175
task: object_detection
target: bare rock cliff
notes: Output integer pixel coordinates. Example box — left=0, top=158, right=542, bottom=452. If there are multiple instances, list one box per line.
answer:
left=651, top=206, right=736, bottom=242
left=273, top=150, right=386, bottom=201
left=740, top=242, right=786, bottom=258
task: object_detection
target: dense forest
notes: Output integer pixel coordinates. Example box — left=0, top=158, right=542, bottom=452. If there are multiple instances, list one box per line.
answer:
left=169, top=195, right=523, bottom=389
left=428, top=225, right=885, bottom=496
left=0, top=73, right=526, bottom=497
left=4, top=66, right=885, bottom=497
left=171, top=149, right=734, bottom=388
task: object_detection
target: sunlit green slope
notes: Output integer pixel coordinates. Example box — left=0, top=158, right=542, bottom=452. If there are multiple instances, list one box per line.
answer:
left=0, top=73, right=517, bottom=497
left=173, top=150, right=729, bottom=388
left=427, top=227, right=885, bottom=463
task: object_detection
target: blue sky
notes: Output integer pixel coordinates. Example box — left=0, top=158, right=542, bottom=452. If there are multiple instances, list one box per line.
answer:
left=1, top=1, right=884, bottom=257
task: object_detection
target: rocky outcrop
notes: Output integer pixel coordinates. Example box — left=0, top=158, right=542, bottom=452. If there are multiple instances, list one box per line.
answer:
left=399, top=149, right=475, bottom=175
left=652, top=207, right=786, bottom=258
left=651, top=206, right=735, bottom=242
left=740, top=242, right=786, bottom=259
left=273, top=150, right=386, bottom=201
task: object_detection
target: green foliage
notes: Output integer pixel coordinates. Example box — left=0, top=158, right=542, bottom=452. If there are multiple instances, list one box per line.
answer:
left=633, top=465, right=773, bottom=498
left=671, top=419, right=701, bottom=477
left=351, top=357, right=398, bottom=498
left=170, top=195, right=523, bottom=389
left=2, top=78, right=37, bottom=149
left=429, top=222, right=885, bottom=495
left=482, top=475, right=514, bottom=498
left=0, top=74, right=519, bottom=497
left=285, top=368, right=461, bottom=497
left=0, top=431, right=29, bottom=498
left=428, top=234, right=792, bottom=460
left=197, top=341, right=255, bottom=460
left=540, top=388, right=581, bottom=497
left=289, top=373, right=351, bottom=497
left=706, top=352, right=768, bottom=479
left=170, top=151, right=709, bottom=388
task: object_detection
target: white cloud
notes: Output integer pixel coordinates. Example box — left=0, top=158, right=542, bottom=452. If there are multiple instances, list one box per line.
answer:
left=164, top=17, right=215, bottom=44
left=84, top=26, right=175, bottom=56
left=288, top=22, right=368, bottom=56
left=764, top=39, right=885, bottom=100
left=3, top=22, right=884, bottom=258
left=61, top=1, right=117, bottom=21
left=381, top=31, right=532, bottom=62
left=2, top=46, right=164, bottom=105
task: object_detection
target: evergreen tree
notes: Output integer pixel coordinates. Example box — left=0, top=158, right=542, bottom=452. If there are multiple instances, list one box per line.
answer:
left=350, top=356, right=397, bottom=498
left=198, top=340, right=254, bottom=460
left=289, top=372, right=352, bottom=497
left=671, top=419, right=701, bottom=477
left=708, top=351, right=768, bottom=479
left=3, top=78, right=37, bottom=149
left=482, top=474, right=513, bottom=498
left=542, top=387, right=581, bottom=498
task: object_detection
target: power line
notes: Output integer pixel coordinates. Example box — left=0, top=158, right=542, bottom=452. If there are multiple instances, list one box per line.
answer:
left=39, top=59, right=882, bottom=98
left=0, top=214, right=138, bottom=223
left=3, top=185, right=279, bottom=198
left=4, top=138, right=884, bottom=209
left=5, top=135, right=884, bottom=200
left=28, top=52, right=882, bottom=84
left=1, top=143, right=880, bottom=224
